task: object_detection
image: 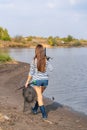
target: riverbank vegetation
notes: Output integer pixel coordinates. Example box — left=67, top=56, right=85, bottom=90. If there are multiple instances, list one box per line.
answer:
left=0, top=26, right=87, bottom=48
left=0, top=52, right=12, bottom=63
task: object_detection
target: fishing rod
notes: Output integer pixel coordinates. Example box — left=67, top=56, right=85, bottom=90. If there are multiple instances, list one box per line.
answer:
left=44, top=47, right=53, bottom=60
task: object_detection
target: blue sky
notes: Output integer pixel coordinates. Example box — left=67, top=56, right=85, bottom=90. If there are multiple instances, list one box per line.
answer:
left=0, top=0, right=87, bottom=39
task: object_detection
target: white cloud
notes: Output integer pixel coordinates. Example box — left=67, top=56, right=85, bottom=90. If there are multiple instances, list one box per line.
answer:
left=0, top=0, right=87, bottom=39
left=68, top=0, right=86, bottom=6
left=69, top=0, right=76, bottom=5
left=47, top=2, right=56, bottom=9
left=47, top=3, right=54, bottom=9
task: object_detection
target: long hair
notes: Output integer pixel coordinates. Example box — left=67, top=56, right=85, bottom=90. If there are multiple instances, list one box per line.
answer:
left=34, top=44, right=46, bottom=72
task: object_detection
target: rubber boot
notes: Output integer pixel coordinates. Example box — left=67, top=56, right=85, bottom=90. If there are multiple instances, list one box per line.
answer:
left=40, top=105, right=47, bottom=119
left=32, top=101, right=38, bottom=114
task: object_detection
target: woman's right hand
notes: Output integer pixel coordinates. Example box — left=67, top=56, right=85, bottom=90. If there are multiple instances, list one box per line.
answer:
left=25, top=82, right=29, bottom=88
left=25, top=75, right=32, bottom=88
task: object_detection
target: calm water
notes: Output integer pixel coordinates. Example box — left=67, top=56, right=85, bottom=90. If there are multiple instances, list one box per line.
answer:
left=2, top=47, right=87, bottom=115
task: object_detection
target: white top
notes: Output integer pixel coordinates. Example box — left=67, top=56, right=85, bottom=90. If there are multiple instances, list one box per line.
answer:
left=29, top=58, right=53, bottom=81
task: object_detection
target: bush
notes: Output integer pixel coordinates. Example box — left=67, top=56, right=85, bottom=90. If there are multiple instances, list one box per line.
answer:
left=62, top=35, right=74, bottom=43
left=14, top=35, right=23, bottom=42
left=47, top=36, right=57, bottom=46
left=27, top=36, right=32, bottom=41
left=0, top=53, right=12, bottom=62
left=72, top=41, right=81, bottom=47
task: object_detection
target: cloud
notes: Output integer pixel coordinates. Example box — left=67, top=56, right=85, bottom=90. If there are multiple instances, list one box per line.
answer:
left=69, top=0, right=77, bottom=5
left=47, top=2, right=56, bottom=9
left=0, top=0, right=87, bottom=39
left=69, top=0, right=87, bottom=6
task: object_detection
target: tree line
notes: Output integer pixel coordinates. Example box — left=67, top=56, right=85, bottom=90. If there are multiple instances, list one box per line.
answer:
left=0, top=26, right=87, bottom=47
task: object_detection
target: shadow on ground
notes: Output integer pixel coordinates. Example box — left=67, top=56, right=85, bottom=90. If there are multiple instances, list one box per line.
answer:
left=46, top=102, right=63, bottom=114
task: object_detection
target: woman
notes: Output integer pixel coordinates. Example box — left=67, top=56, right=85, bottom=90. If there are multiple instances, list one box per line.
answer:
left=25, top=44, right=53, bottom=119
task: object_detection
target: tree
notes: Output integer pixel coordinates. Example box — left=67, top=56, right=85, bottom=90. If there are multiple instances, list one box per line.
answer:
left=0, top=27, right=3, bottom=39
left=0, top=27, right=11, bottom=41
left=47, top=36, right=57, bottom=46
left=67, top=35, right=73, bottom=42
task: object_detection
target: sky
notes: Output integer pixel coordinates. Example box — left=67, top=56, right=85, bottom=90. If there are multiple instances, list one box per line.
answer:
left=0, top=0, right=87, bottom=39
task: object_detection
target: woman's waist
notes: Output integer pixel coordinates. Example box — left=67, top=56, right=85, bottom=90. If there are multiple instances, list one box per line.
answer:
left=32, top=75, right=48, bottom=80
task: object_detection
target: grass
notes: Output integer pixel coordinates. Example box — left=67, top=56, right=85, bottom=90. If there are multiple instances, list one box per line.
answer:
left=0, top=53, right=12, bottom=63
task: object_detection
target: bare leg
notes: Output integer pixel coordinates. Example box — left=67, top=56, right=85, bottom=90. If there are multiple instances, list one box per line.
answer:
left=33, top=86, right=44, bottom=106
left=33, top=86, right=47, bottom=118
left=41, top=86, right=46, bottom=93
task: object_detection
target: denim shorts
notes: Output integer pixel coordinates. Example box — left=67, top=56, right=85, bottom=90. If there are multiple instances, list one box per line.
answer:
left=31, top=80, right=48, bottom=87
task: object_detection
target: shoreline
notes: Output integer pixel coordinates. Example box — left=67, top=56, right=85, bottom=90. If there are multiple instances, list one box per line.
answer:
left=1, top=45, right=87, bottom=49
left=0, top=61, right=87, bottom=130
left=1, top=40, right=87, bottom=49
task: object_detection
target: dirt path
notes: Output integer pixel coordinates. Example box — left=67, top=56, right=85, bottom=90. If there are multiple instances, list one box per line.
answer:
left=0, top=62, right=87, bottom=130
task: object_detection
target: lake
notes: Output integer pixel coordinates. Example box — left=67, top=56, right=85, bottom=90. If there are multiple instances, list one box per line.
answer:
left=2, top=47, right=87, bottom=115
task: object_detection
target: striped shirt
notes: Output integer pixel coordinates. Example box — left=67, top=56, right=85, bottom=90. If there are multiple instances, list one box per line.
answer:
left=29, top=58, right=53, bottom=81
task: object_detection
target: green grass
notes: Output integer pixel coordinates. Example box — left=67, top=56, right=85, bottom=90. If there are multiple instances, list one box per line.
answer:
left=0, top=53, right=12, bottom=62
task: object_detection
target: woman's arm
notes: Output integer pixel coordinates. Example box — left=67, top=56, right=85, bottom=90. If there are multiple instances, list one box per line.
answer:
left=25, top=60, right=35, bottom=87
left=25, top=75, right=32, bottom=87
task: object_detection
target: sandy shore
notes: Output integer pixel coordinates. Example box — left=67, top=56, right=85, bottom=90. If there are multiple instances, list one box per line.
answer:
left=0, top=62, right=87, bottom=130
